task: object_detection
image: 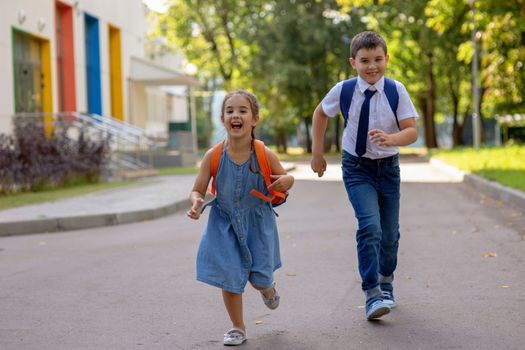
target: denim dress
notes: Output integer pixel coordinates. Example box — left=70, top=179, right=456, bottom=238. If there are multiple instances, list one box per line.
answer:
left=196, top=147, right=282, bottom=294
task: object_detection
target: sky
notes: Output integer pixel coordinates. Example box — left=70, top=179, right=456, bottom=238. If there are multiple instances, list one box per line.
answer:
left=142, top=0, right=169, bottom=13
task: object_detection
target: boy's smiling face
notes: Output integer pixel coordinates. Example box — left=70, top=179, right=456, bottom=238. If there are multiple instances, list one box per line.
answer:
left=349, top=46, right=389, bottom=85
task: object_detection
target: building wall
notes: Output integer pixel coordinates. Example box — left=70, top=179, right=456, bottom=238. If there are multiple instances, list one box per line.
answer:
left=0, top=0, right=170, bottom=135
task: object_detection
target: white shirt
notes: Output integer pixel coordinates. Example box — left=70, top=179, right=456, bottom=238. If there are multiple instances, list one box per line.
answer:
left=321, top=76, right=418, bottom=159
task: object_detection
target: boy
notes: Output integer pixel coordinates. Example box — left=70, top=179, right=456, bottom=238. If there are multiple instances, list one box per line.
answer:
left=310, top=31, right=419, bottom=320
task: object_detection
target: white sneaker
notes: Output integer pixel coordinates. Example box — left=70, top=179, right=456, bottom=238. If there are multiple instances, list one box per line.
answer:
left=260, top=282, right=280, bottom=310
left=223, top=327, right=246, bottom=346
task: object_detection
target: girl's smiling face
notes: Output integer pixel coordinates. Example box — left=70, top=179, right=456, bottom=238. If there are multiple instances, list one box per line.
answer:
left=221, top=94, right=259, bottom=139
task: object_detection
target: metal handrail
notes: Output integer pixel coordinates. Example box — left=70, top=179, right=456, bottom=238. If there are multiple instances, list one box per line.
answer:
left=11, top=112, right=156, bottom=175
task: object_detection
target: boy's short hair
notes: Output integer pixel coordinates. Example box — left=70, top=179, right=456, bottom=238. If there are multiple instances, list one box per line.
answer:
left=350, top=31, right=388, bottom=58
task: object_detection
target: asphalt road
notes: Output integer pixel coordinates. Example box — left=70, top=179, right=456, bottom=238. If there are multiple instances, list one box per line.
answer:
left=1, top=161, right=524, bottom=350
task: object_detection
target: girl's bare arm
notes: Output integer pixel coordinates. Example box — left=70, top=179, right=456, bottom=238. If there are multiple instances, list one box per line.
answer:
left=266, top=148, right=294, bottom=192
left=187, top=150, right=213, bottom=220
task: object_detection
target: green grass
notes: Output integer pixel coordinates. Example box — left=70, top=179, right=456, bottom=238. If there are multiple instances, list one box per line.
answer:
left=430, top=145, right=525, bottom=192
left=0, top=180, right=137, bottom=211
left=156, top=166, right=199, bottom=176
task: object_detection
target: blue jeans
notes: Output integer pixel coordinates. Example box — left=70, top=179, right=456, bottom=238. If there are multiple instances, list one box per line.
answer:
left=342, top=151, right=400, bottom=292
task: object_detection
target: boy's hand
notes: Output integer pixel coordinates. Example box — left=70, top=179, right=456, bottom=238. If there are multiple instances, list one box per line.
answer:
left=369, top=129, right=397, bottom=147
left=187, top=197, right=205, bottom=220
left=311, top=154, right=327, bottom=177
left=268, top=174, right=294, bottom=192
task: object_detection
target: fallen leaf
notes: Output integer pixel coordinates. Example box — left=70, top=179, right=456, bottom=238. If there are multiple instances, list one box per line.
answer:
left=501, top=285, right=511, bottom=288
left=255, top=320, right=262, bottom=325
left=286, top=235, right=292, bottom=240
left=483, top=252, right=497, bottom=258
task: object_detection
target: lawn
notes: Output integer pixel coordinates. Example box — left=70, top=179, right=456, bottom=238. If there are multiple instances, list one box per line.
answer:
left=0, top=180, right=137, bottom=211
left=430, top=145, right=525, bottom=192
left=0, top=167, right=199, bottom=211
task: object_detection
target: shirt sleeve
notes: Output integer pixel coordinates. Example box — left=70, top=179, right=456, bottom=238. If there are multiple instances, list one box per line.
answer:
left=321, top=81, right=344, bottom=118
left=395, top=81, right=419, bottom=120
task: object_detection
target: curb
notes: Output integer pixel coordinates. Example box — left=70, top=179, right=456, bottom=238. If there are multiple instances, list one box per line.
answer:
left=0, top=199, right=191, bottom=237
left=0, top=164, right=297, bottom=237
left=430, top=158, right=525, bottom=210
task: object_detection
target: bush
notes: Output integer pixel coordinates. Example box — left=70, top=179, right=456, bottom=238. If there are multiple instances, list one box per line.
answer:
left=0, top=118, right=110, bottom=194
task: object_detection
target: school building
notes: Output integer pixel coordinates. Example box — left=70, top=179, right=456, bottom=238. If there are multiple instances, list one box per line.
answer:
left=0, top=0, right=199, bottom=167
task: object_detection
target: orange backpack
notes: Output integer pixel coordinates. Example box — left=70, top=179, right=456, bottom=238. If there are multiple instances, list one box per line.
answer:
left=209, top=140, right=287, bottom=207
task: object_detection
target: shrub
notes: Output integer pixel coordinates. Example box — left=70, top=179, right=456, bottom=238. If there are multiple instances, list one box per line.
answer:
left=0, top=118, right=110, bottom=194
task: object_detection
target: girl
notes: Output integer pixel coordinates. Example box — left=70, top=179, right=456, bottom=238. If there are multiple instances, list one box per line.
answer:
left=187, top=90, right=294, bottom=346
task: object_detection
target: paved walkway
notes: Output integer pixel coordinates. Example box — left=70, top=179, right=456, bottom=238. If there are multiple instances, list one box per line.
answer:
left=1, top=157, right=524, bottom=349
left=1, top=157, right=522, bottom=237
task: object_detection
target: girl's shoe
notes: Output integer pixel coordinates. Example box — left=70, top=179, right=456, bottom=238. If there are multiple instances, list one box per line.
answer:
left=223, top=327, right=246, bottom=346
left=260, top=282, right=280, bottom=310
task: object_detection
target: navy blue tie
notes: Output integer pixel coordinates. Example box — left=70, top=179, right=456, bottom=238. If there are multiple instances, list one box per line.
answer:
left=355, top=89, right=376, bottom=157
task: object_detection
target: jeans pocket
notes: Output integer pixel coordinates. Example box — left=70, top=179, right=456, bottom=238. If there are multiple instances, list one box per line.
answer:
left=342, top=153, right=360, bottom=170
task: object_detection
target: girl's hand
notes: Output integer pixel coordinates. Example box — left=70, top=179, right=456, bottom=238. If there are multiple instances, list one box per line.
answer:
left=187, top=197, right=205, bottom=220
left=268, top=174, right=294, bottom=192
left=369, top=129, right=397, bottom=147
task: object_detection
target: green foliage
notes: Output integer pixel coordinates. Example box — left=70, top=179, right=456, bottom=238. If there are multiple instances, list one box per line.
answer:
left=151, top=0, right=525, bottom=149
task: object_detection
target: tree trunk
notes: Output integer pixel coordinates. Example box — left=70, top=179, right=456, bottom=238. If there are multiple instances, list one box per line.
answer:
left=449, top=81, right=463, bottom=146
left=333, top=117, right=341, bottom=152
left=421, top=53, right=438, bottom=148
left=303, top=116, right=311, bottom=153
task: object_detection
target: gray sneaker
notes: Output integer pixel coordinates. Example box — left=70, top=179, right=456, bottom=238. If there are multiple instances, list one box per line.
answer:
left=366, top=299, right=391, bottom=320
left=260, top=282, right=280, bottom=310
left=223, top=327, right=246, bottom=346
left=382, top=289, right=396, bottom=308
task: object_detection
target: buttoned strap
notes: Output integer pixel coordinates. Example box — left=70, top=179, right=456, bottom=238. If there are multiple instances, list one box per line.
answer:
left=250, top=140, right=287, bottom=204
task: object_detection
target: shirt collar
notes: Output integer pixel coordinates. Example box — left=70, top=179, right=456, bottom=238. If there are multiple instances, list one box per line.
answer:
left=357, top=76, right=385, bottom=93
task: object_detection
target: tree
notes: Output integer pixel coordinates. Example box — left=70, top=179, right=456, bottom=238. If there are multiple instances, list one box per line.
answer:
left=251, top=0, right=358, bottom=152
left=150, top=0, right=263, bottom=146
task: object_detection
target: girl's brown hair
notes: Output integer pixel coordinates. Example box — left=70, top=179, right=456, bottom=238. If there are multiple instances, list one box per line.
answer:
left=221, top=90, right=260, bottom=119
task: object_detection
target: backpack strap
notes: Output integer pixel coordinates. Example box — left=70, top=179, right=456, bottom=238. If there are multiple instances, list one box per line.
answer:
left=209, top=140, right=224, bottom=195
left=384, top=77, right=400, bottom=130
left=249, top=140, right=287, bottom=204
left=339, top=78, right=358, bottom=128
left=339, top=77, right=400, bottom=130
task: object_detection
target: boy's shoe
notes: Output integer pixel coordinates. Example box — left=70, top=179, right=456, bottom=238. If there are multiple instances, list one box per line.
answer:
left=366, top=299, right=391, bottom=320
left=223, top=327, right=247, bottom=346
left=260, top=282, right=280, bottom=310
left=379, top=274, right=396, bottom=308
left=381, top=289, right=396, bottom=308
